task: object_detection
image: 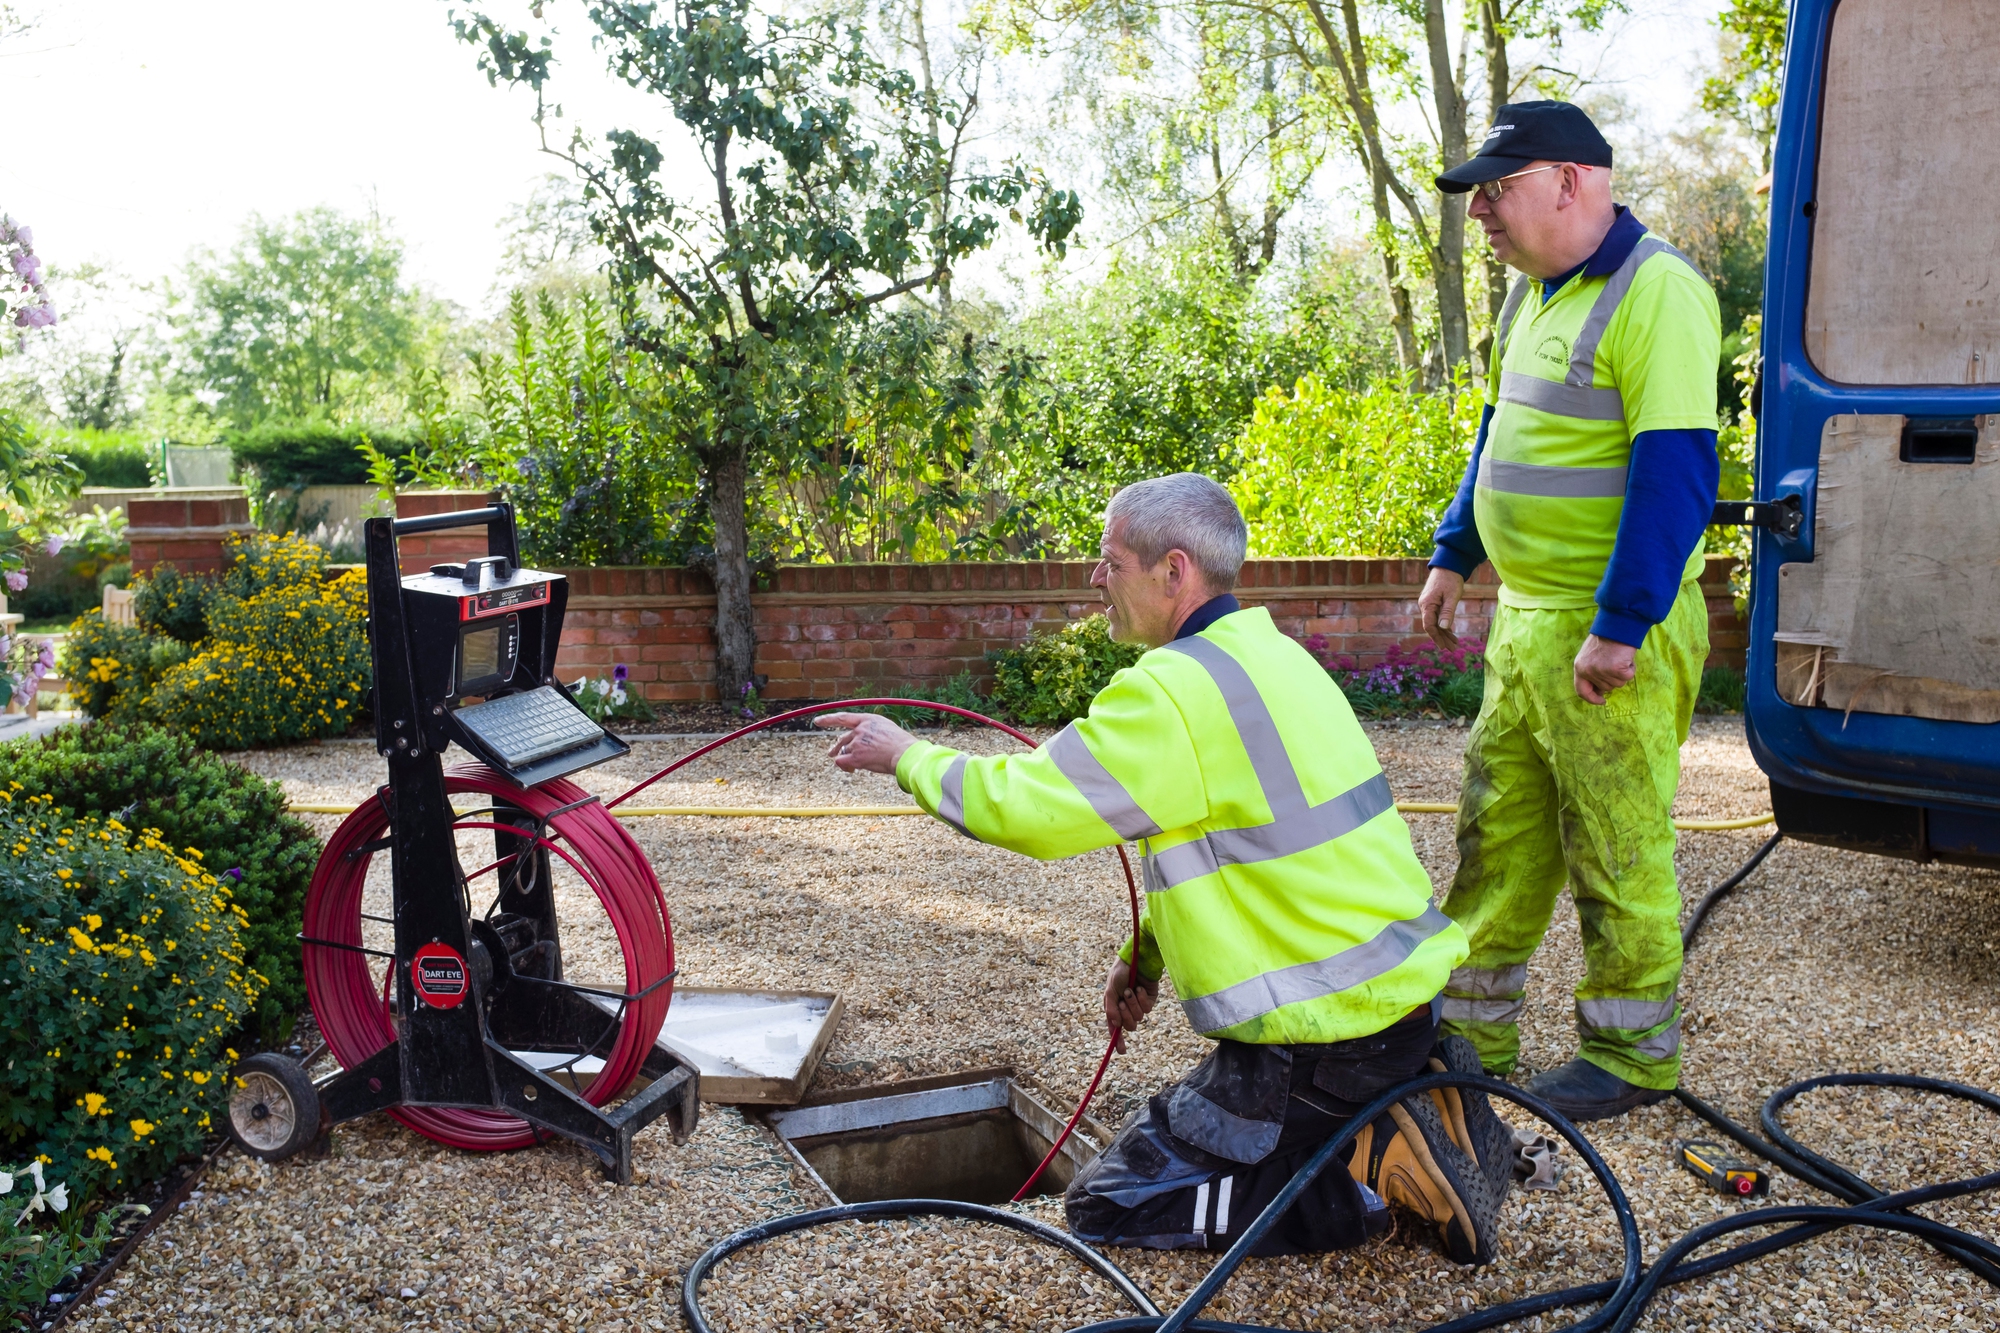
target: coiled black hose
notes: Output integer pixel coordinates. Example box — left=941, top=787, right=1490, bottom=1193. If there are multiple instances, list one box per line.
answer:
left=680, top=1070, right=2000, bottom=1333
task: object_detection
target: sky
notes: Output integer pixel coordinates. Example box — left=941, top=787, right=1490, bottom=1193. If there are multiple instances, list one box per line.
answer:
left=2, top=0, right=1731, bottom=318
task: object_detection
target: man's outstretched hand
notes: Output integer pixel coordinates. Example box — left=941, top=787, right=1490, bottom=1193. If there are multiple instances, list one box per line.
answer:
left=1103, top=958, right=1160, bottom=1054
left=816, top=712, right=919, bottom=776
left=1418, top=566, right=1465, bottom=652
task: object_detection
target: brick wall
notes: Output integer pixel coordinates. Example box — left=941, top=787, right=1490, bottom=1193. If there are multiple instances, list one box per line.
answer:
left=127, top=495, right=256, bottom=575
left=126, top=490, right=1748, bottom=701
left=550, top=555, right=1746, bottom=703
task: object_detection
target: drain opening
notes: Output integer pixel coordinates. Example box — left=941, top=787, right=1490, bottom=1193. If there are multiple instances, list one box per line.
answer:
left=768, top=1074, right=1107, bottom=1205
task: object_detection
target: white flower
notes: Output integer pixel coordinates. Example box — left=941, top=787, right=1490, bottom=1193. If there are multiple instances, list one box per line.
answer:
left=24, top=1161, right=43, bottom=1190
left=0, top=1170, right=12, bottom=1195
left=47, top=1182, right=68, bottom=1213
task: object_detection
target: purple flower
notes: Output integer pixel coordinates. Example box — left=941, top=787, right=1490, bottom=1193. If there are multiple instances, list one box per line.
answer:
left=43, top=534, right=65, bottom=558
left=224, top=868, right=244, bottom=882
left=612, top=663, right=629, bottom=685
left=5, top=570, right=26, bottom=592
left=14, top=226, right=30, bottom=246
left=35, top=642, right=55, bottom=671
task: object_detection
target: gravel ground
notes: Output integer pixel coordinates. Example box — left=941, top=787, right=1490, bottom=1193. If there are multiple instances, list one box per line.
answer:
left=63, top=718, right=2000, bottom=1332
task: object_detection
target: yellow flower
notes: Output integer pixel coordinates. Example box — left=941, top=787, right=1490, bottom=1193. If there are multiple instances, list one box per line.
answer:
left=129, top=1118, right=154, bottom=1138
left=83, top=913, right=99, bottom=930
left=84, top=1092, right=109, bottom=1116
left=188, top=1070, right=210, bottom=1085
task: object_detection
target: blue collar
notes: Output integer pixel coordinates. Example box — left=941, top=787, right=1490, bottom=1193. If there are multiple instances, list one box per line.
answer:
left=1174, top=593, right=1240, bottom=641
left=1541, top=205, right=1647, bottom=302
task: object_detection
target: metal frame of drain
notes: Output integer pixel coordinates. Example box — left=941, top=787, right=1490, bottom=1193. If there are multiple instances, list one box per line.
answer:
left=764, top=1069, right=1111, bottom=1205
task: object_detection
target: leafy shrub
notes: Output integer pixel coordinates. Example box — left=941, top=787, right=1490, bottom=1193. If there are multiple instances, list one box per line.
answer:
left=132, top=563, right=215, bottom=644
left=146, top=564, right=370, bottom=750
left=3, top=1159, right=115, bottom=1320
left=68, top=534, right=372, bottom=750
left=1229, top=374, right=1480, bottom=558
left=0, top=722, right=319, bottom=1034
left=1697, top=666, right=1746, bottom=715
left=988, top=615, right=1143, bottom=726
left=0, top=794, right=261, bottom=1196
left=1307, top=636, right=1487, bottom=720
left=56, top=616, right=190, bottom=721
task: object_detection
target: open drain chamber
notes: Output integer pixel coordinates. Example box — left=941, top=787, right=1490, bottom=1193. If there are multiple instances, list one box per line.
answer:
left=767, top=1071, right=1111, bottom=1205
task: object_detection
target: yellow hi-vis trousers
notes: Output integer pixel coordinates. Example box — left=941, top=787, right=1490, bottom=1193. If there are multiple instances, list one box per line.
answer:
left=1439, top=579, right=1707, bottom=1090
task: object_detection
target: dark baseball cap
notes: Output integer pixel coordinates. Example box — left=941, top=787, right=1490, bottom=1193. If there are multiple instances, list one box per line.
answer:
left=1436, top=100, right=1614, bottom=193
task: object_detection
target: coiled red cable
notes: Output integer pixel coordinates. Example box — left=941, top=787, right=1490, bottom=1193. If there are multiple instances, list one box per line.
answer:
left=303, top=766, right=675, bottom=1150
left=303, top=699, right=1136, bottom=1190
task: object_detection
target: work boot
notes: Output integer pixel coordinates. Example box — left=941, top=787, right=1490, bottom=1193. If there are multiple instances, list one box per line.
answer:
left=1427, top=1035, right=1518, bottom=1202
left=1348, top=1091, right=1501, bottom=1265
left=1524, top=1058, right=1671, bottom=1123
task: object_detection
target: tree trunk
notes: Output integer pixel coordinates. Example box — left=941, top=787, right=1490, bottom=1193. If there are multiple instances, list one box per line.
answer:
left=705, top=439, right=758, bottom=703
left=1475, top=0, right=1513, bottom=371
left=910, top=0, right=951, bottom=316
left=1306, top=0, right=1421, bottom=374
left=1424, top=0, right=1471, bottom=375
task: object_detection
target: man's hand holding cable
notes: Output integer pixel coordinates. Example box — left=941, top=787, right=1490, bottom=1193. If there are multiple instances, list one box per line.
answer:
left=817, top=712, right=918, bottom=775
left=1573, top=634, right=1638, bottom=705
left=1103, top=958, right=1158, bottom=1054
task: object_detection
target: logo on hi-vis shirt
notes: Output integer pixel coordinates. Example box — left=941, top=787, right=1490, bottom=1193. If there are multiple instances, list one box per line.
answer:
left=411, top=942, right=470, bottom=1009
left=1535, top=335, right=1572, bottom=368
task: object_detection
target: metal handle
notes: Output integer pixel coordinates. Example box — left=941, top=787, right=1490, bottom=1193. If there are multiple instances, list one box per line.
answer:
left=387, top=503, right=521, bottom=566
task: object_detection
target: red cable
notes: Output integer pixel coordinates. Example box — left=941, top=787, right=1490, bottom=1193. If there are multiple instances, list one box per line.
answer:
left=303, top=697, right=1138, bottom=1187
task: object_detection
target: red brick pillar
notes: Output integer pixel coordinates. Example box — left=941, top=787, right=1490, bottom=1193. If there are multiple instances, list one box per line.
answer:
left=393, top=490, right=500, bottom=575
left=127, top=495, right=256, bottom=576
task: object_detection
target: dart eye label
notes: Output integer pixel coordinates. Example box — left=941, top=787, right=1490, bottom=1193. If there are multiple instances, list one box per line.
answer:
left=412, top=943, right=470, bottom=1008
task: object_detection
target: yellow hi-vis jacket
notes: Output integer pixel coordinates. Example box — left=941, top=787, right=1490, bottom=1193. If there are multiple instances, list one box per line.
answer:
left=895, top=607, right=1467, bottom=1044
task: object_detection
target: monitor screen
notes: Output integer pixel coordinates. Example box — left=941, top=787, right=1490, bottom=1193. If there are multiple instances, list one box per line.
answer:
left=460, top=624, right=502, bottom=688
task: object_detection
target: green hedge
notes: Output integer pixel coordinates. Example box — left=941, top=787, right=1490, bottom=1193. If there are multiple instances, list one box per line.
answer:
left=226, top=420, right=418, bottom=490
left=0, top=723, right=320, bottom=1037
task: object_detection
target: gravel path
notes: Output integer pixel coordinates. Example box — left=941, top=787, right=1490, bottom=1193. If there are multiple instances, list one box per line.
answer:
left=66, top=719, right=2000, bottom=1332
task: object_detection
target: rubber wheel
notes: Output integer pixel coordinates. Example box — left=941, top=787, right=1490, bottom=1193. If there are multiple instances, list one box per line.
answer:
left=226, top=1053, right=323, bottom=1161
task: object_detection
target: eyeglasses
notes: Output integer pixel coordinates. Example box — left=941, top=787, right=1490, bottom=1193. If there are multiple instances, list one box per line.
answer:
left=1476, top=163, right=1572, bottom=202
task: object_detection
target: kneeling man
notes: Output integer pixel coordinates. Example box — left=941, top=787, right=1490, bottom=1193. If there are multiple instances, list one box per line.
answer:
left=818, top=473, right=1514, bottom=1262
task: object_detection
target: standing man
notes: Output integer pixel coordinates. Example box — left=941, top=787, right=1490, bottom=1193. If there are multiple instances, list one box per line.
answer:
left=1419, top=102, right=1721, bottom=1121
left=820, top=474, right=1515, bottom=1264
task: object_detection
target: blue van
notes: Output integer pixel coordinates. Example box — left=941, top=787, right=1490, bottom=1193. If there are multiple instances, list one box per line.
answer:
left=1737, top=0, right=2000, bottom=868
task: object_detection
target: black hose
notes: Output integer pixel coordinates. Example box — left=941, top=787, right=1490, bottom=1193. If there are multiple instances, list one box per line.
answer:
left=680, top=1070, right=2000, bottom=1333
left=1682, top=829, right=1784, bottom=948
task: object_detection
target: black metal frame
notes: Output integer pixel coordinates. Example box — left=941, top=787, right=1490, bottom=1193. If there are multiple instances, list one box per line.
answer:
left=308, top=505, right=698, bottom=1182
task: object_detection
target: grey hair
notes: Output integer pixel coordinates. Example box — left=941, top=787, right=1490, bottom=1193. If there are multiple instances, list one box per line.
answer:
left=1103, top=473, right=1248, bottom=589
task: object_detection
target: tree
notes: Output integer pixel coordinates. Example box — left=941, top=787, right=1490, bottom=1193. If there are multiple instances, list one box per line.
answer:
left=454, top=0, right=1080, bottom=698
left=166, top=207, right=430, bottom=428
left=1700, top=0, right=1787, bottom=166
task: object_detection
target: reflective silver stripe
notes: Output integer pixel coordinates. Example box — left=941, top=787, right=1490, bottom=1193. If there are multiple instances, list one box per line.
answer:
left=1495, top=274, right=1530, bottom=357
left=1045, top=723, right=1161, bottom=839
left=1447, top=964, right=1528, bottom=998
left=1495, top=371, right=1626, bottom=422
left=1576, top=996, right=1679, bottom=1033
left=1478, top=453, right=1629, bottom=499
left=1193, top=1180, right=1210, bottom=1236
left=1148, top=773, right=1393, bottom=891
left=1494, top=232, right=1702, bottom=426
left=1160, top=638, right=1308, bottom=817
left=1215, top=1174, right=1233, bottom=1234
left=936, top=754, right=975, bottom=839
left=1635, top=1019, right=1683, bottom=1061
left=1147, top=638, right=1396, bottom=892
left=1180, top=906, right=1456, bottom=1033
left=1568, top=235, right=1699, bottom=384
left=1440, top=995, right=1524, bottom=1025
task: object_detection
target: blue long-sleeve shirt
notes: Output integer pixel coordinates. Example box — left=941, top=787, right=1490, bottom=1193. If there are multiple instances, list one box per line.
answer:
left=1431, top=213, right=1720, bottom=648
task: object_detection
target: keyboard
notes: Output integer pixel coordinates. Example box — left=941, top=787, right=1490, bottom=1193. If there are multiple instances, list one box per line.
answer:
left=455, top=687, right=605, bottom=768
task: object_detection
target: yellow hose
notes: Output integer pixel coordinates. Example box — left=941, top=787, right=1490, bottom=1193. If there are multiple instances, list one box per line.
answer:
left=287, top=800, right=1775, bottom=829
